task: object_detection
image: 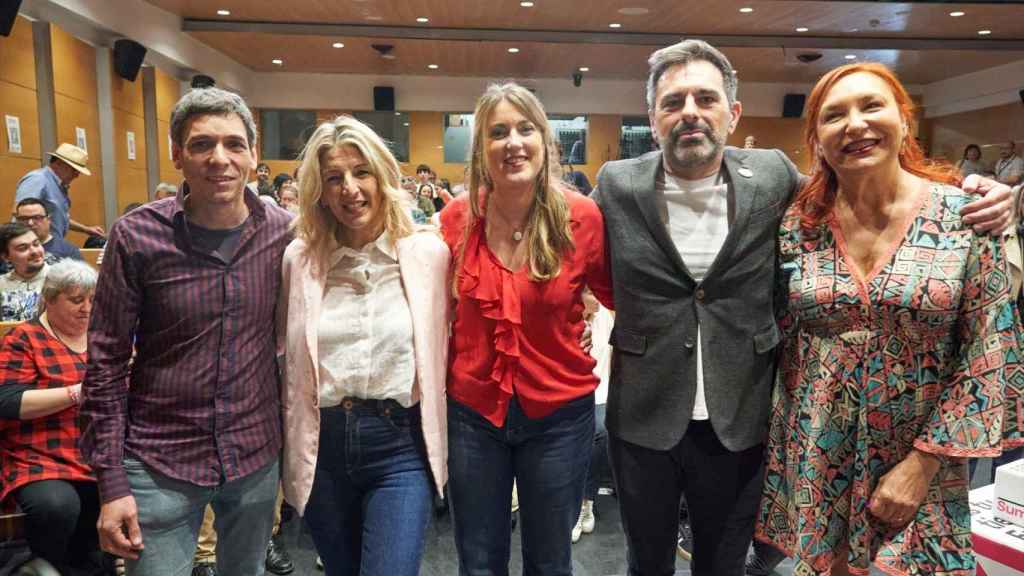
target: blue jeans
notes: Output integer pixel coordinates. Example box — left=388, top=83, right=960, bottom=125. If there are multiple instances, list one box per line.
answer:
left=123, top=457, right=279, bottom=576
left=303, top=400, right=433, bottom=576
left=970, top=446, right=1024, bottom=485
left=585, top=403, right=611, bottom=501
left=448, top=393, right=595, bottom=576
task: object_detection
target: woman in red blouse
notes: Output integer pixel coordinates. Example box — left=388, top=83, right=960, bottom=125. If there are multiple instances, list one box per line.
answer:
left=0, top=259, right=107, bottom=575
left=439, top=82, right=614, bottom=575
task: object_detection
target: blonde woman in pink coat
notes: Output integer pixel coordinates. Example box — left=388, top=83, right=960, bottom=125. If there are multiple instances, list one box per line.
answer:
left=277, top=116, right=451, bottom=576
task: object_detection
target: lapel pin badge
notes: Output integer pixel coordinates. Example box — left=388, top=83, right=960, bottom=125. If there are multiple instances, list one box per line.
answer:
left=738, top=167, right=753, bottom=178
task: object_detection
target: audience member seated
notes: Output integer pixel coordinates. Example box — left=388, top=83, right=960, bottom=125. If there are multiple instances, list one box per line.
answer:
left=996, top=140, right=1023, bottom=186
left=277, top=181, right=299, bottom=215
left=153, top=182, right=178, bottom=201
left=957, top=143, right=987, bottom=179
left=0, top=259, right=107, bottom=576
left=0, top=199, right=84, bottom=276
left=0, top=223, right=48, bottom=322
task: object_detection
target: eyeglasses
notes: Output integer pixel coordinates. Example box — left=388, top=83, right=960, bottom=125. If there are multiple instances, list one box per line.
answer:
left=14, top=215, right=48, bottom=223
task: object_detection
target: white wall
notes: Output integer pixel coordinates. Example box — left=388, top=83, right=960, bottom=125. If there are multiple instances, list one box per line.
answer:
left=248, top=72, right=821, bottom=117
left=922, top=58, right=1024, bottom=118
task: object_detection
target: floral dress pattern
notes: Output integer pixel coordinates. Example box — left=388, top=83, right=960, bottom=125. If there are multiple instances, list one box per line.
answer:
left=756, top=183, right=1024, bottom=575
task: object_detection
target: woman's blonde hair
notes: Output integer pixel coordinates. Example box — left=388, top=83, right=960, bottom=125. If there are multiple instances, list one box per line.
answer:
left=464, top=82, right=574, bottom=281
left=294, top=115, right=414, bottom=271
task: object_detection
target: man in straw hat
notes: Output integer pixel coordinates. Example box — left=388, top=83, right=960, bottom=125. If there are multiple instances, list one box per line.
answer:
left=15, top=142, right=105, bottom=241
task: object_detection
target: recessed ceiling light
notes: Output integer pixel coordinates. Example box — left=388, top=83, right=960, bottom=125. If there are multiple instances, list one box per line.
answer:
left=949, top=11, right=965, bottom=17
left=427, top=64, right=439, bottom=69
left=617, top=7, right=649, bottom=15
left=403, top=122, right=410, bottom=127
left=216, top=9, right=230, bottom=16
left=508, top=47, right=520, bottom=53
left=795, top=27, right=809, bottom=32
left=578, top=67, right=590, bottom=72
left=365, top=15, right=383, bottom=21
left=395, top=112, right=402, bottom=116
left=332, top=42, right=345, bottom=48
left=849, top=28, right=860, bottom=32
left=416, top=17, right=429, bottom=23
left=272, top=59, right=283, bottom=65
left=844, top=54, right=857, bottom=60
left=608, top=23, right=622, bottom=28
left=739, top=7, right=754, bottom=13
left=978, top=29, right=992, bottom=35
left=381, top=54, right=396, bottom=60
left=520, top=1, right=534, bottom=6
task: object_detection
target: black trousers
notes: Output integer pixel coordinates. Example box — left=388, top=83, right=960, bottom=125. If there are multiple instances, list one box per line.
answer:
left=608, top=421, right=765, bottom=576
left=13, top=479, right=109, bottom=576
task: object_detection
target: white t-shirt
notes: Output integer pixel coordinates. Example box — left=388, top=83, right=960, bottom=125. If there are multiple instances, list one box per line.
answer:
left=0, top=266, right=47, bottom=322
left=317, top=232, right=417, bottom=408
left=656, top=170, right=730, bottom=420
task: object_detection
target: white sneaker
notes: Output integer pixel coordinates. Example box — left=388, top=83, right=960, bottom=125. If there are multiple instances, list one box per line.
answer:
left=579, top=499, right=595, bottom=534
left=572, top=508, right=584, bottom=543
left=315, top=556, right=323, bottom=570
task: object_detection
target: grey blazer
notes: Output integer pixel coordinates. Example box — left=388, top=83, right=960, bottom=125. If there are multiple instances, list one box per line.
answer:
left=592, top=147, right=800, bottom=452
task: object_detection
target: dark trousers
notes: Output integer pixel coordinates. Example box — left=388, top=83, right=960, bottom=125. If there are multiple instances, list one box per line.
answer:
left=584, top=404, right=612, bottom=501
left=608, top=421, right=764, bottom=576
left=13, top=479, right=109, bottom=576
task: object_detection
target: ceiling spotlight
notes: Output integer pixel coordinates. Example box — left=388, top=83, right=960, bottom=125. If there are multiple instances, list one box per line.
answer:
left=618, top=7, right=650, bottom=15
left=416, top=17, right=429, bottom=23
left=578, top=67, right=590, bottom=72
left=739, top=7, right=754, bottom=13
left=508, top=47, right=520, bottom=53
left=978, top=29, right=992, bottom=35
left=395, top=112, right=402, bottom=116
left=272, top=59, right=283, bottom=65
left=520, top=1, right=534, bottom=6
left=332, top=42, right=345, bottom=48
left=844, top=54, right=857, bottom=60
left=608, top=23, right=622, bottom=28
left=403, top=123, right=410, bottom=127
left=428, top=64, right=439, bottom=69
left=795, top=27, right=809, bottom=32
left=949, top=11, right=965, bottom=17
left=216, top=9, right=230, bottom=16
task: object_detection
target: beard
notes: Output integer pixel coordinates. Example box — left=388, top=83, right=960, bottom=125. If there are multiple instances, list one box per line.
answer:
left=663, top=120, right=725, bottom=173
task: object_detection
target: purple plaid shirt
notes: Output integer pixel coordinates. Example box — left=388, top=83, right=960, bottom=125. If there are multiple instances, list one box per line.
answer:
left=80, top=184, right=292, bottom=503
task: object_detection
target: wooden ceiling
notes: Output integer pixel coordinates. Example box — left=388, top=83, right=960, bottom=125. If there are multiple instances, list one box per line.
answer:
left=145, top=0, right=1024, bottom=83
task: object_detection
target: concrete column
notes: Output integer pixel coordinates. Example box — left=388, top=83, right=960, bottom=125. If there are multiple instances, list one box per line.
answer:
left=95, top=46, right=117, bottom=229
left=31, top=20, right=56, bottom=163
left=142, top=66, right=159, bottom=200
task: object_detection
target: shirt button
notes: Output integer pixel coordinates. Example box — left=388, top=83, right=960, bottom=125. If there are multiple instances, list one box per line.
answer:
left=695, top=288, right=705, bottom=302
left=684, top=340, right=695, bottom=350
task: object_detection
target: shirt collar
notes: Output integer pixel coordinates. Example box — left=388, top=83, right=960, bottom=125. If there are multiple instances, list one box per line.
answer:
left=329, top=230, right=397, bottom=262
left=174, top=181, right=266, bottom=226
left=44, top=166, right=68, bottom=193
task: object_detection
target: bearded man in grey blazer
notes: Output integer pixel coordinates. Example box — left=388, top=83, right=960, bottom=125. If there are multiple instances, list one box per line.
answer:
left=591, top=39, right=1012, bottom=576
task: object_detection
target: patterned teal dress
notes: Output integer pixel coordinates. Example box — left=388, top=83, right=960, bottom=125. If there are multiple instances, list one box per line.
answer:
left=756, top=183, right=1024, bottom=575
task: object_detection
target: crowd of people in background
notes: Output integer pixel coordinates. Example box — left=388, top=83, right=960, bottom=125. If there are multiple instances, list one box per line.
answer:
left=1, top=35, right=1023, bottom=576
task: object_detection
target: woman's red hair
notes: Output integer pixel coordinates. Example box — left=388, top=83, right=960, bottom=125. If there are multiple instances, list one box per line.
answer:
left=793, top=62, right=960, bottom=232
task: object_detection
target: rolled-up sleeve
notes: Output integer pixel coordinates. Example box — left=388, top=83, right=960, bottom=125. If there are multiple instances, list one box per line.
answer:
left=79, top=220, right=141, bottom=502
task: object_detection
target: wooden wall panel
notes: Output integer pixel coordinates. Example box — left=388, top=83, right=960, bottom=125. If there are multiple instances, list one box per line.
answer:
left=729, top=117, right=811, bottom=173
left=921, top=103, right=1024, bottom=169
left=0, top=16, right=36, bottom=90
left=110, top=71, right=144, bottom=117
left=116, top=168, right=149, bottom=215
left=51, top=26, right=97, bottom=106
left=114, top=109, right=147, bottom=204
left=0, top=157, right=41, bottom=223
left=0, top=81, right=41, bottom=162
left=154, top=67, right=181, bottom=123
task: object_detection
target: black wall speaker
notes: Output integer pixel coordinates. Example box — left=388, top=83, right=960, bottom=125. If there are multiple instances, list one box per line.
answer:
left=373, top=86, right=395, bottom=111
left=782, top=93, right=806, bottom=118
left=1019, top=88, right=1024, bottom=105
left=113, top=39, right=147, bottom=82
left=0, top=0, right=23, bottom=37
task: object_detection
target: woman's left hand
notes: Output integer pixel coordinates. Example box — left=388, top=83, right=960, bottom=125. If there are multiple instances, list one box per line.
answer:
left=867, top=449, right=941, bottom=526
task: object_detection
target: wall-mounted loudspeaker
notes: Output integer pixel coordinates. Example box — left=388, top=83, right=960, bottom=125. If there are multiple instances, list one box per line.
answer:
left=1019, top=88, right=1024, bottom=105
left=0, top=0, right=23, bottom=37
left=782, top=93, right=806, bottom=118
left=374, top=86, right=395, bottom=111
left=113, top=39, right=147, bottom=82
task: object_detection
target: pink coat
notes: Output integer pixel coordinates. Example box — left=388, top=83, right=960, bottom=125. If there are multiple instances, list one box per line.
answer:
left=277, top=231, right=451, bottom=515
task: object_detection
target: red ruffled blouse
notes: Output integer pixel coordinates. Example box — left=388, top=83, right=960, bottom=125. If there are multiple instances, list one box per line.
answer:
left=440, top=190, right=614, bottom=427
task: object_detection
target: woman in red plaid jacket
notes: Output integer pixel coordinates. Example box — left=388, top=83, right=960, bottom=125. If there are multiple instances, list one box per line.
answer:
left=0, top=259, right=109, bottom=575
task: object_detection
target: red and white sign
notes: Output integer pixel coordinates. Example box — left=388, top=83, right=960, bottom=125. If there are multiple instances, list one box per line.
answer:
left=971, top=484, right=1024, bottom=576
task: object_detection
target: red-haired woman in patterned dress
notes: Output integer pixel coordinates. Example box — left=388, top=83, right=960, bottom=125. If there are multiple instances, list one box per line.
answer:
left=0, top=259, right=108, bottom=576
left=756, top=62, right=1023, bottom=575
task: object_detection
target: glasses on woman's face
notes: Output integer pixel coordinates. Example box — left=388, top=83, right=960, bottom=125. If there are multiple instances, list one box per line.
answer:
left=15, top=215, right=48, bottom=224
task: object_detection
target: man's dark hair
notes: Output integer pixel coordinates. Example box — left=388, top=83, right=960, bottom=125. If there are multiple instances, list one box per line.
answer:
left=0, top=222, right=34, bottom=257
left=416, top=164, right=431, bottom=173
left=15, top=197, right=49, bottom=215
left=272, top=173, right=293, bottom=191
left=257, top=162, right=270, bottom=171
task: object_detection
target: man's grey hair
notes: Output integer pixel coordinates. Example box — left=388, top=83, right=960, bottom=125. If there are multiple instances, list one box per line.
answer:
left=155, top=182, right=177, bottom=195
left=169, top=87, right=257, bottom=149
left=646, top=39, right=738, bottom=111
left=38, top=259, right=98, bottom=310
